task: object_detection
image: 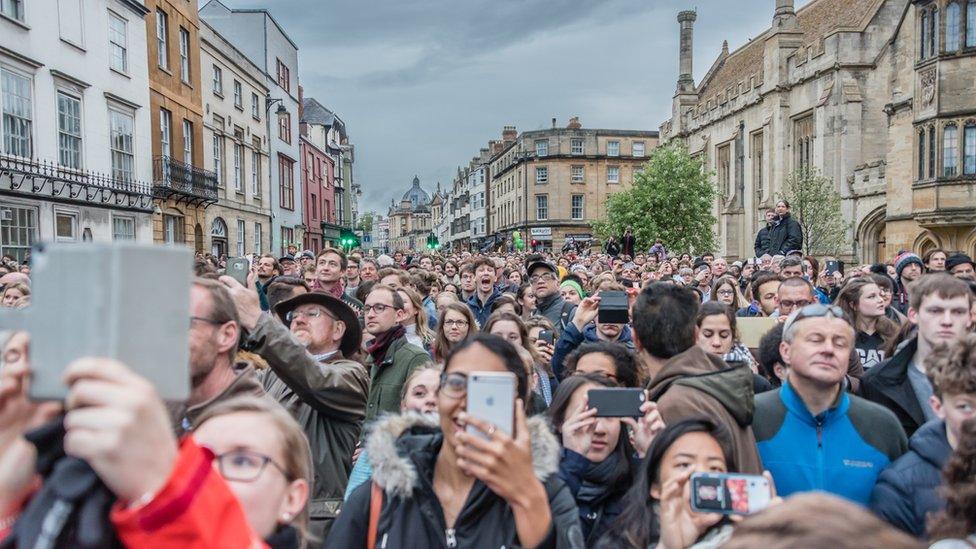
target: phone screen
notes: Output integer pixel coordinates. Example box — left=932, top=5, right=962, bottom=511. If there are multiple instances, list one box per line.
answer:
left=690, top=473, right=771, bottom=515
left=466, top=372, right=516, bottom=440
left=538, top=329, right=554, bottom=345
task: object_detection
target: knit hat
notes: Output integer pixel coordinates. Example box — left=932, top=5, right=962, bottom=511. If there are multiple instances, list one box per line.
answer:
left=894, top=252, right=924, bottom=280
left=945, top=253, right=975, bottom=272
left=560, top=278, right=585, bottom=299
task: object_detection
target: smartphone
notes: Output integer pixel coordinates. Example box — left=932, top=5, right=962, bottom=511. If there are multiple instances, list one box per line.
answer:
left=466, top=371, right=516, bottom=439
left=227, top=257, right=249, bottom=286
left=538, top=329, right=554, bottom=345
left=825, top=260, right=840, bottom=275
left=588, top=388, right=645, bottom=417
left=690, top=472, right=772, bottom=515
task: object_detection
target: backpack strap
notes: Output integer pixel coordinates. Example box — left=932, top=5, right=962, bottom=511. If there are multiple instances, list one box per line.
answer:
left=367, top=482, right=383, bottom=549
left=559, top=301, right=575, bottom=330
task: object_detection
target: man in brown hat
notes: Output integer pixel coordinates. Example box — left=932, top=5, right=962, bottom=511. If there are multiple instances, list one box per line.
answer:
left=221, top=276, right=369, bottom=539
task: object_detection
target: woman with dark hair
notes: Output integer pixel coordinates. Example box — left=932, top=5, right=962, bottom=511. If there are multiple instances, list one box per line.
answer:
left=835, top=278, right=901, bottom=370
left=562, top=341, right=643, bottom=388
left=484, top=311, right=554, bottom=406
left=516, top=283, right=537, bottom=320
left=431, top=302, right=477, bottom=363
left=596, top=418, right=756, bottom=549
left=869, top=273, right=908, bottom=324
left=328, top=334, right=583, bottom=548
left=547, top=374, right=663, bottom=544
left=695, top=302, right=772, bottom=394
left=710, top=276, right=747, bottom=311
left=490, top=293, right=523, bottom=317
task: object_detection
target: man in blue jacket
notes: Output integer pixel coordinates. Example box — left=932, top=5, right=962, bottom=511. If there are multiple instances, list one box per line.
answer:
left=550, top=285, right=635, bottom=379
left=870, top=334, right=976, bottom=537
left=753, top=304, right=907, bottom=505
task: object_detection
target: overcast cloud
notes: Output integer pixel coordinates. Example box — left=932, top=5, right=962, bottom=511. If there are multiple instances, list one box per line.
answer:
left=221, top=0, right=811, bottom=213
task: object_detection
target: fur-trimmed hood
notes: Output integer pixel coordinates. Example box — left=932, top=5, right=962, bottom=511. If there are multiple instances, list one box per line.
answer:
left=365, top=412, right=561, bottom=499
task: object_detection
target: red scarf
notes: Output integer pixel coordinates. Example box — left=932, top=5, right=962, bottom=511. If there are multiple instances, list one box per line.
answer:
left=367, top=325, right=406, bottom=364
left=313, top=278, right=346, bottom=299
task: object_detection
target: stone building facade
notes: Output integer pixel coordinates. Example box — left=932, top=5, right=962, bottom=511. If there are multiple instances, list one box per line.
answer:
left=200, top=21, right=271, bottom=257
left=388, top=176, right=433, bottom=252
left=660, top=0, right=976, bottom=262
left=489, top=118, right=659, bottom=252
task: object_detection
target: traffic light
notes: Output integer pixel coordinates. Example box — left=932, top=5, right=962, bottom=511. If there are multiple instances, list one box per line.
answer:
left=426, top=233, right=439, bottom=250
left=339, top=229, right=359, bottom=251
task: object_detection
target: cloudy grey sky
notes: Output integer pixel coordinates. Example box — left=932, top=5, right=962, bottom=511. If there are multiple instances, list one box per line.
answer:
left=223, top=0, right=811, bottom=213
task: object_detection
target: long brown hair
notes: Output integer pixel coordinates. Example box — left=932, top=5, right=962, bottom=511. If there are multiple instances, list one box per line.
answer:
left=483, top=311, right=542, bottom=367
left=432, top=302, right=477, bottom=362
left=397, top=286, right=435, bottom=347
left=835, top=278, right=899, bottom=343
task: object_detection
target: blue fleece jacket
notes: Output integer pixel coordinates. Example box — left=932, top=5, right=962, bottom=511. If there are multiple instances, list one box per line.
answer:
left=551, top=322, right=635, bottom=380
left=753, top=381, right=908, bottom=505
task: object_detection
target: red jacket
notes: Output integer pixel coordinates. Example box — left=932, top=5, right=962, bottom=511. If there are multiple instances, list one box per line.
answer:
left=111, top=437, right=267, bottom=549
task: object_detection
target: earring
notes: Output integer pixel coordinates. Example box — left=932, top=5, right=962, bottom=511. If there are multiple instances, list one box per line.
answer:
left=281, top=512, right=292, bottom=522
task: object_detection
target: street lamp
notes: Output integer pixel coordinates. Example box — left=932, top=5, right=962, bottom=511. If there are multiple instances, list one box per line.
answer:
left=266, top=96, right=288, bottom=126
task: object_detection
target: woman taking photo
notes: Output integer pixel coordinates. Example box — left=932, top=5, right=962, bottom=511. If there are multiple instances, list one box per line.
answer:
left=431, top=302, right=477, bottom=363
left=548, top=374, right=664, bottom=544
left=328, top=334, right=582, bottom=548
left=835, top=278, right=899, bottom=370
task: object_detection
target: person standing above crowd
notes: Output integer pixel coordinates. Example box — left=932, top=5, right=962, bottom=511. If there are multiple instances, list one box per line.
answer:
left=636, top=283, right=764, bottom=474
left=762, top=200, right=802, bottom=257
left=754, top=210, right=776, bottom=257
left=862, top=274, right=973, bottom=437
left=620, top=228, right=636, bottom=258
left=528, top=259, right=577, bottom=337
left=871, top=334, right=976, bottom=538
left=753, top=304, right=907, bottom=504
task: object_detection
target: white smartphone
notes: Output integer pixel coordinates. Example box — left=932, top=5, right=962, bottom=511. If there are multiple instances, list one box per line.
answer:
left=690, top=472, right=772, bottom=515
left=466, top=371, right=516, bottom=440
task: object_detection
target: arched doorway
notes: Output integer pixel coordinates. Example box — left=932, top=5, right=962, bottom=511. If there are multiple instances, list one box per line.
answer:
left=856, top=206, right=886, bottom=264
left=194, top=223, right=203, bottom=253
left=211, top=218, right=227, bottom=257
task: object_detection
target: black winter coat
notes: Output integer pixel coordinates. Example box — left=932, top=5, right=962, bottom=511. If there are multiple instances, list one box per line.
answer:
left=754, top=223, right=772, bottom=257
left=870, top=420, right=951, bottom=537
left=861, top=338, right=926, bottom=438
left=766, top=213, right=803, bottom=256
left=326, top=413, right=584, bottom=549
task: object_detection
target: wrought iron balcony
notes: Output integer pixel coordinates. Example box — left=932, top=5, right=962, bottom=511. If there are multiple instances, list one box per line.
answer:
left=0, top=153, right=154, bottom=211
left=152, top=156, right=218, bottom=206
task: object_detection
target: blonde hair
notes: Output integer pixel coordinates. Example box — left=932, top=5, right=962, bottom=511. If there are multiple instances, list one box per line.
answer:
left=193, top=396, right=314, bottom=546
left=397, top=286, right=435, bottom=347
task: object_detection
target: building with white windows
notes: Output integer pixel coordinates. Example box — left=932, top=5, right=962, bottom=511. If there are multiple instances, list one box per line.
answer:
left=200, top=0, right=302, bottom=255
left=199, top=21, right=271, bottom=257
left=0, top=0, right=154, bottom=261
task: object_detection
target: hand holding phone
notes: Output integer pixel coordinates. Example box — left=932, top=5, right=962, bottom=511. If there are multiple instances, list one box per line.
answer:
left=466, top=372, right=516, bottom=440
left=690, top=472, right=773, bottom=515
left=227, top=257, right=249, bottom=286
left=588, top=388, right=645, bottom=417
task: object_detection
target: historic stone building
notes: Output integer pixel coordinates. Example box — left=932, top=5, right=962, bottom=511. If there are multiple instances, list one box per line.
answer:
left=489, top=118, right=659, bottom=252
left=388, top=176, right=433, bottom=252
left=660, top=0, right=976, bottom=262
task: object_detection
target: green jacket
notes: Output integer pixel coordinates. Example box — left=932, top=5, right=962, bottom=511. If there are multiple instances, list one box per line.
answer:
left=248, top=314, right=369, bottom=532
left=365, top=334, right=430, bottom=424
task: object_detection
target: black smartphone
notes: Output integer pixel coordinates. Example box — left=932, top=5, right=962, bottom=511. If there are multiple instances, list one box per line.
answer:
left=587, top=388, right=645, bottom=417
left=597, top=290, right=630, bottom=324
left=538, top=329, right=554, bottom=345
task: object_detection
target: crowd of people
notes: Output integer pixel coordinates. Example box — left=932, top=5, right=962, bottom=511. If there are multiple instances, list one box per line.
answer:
left=0, top=233, right=975, bottom=548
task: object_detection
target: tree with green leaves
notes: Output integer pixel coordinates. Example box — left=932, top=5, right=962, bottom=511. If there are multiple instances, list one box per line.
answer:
left=780, top=168, right=850, bottom=256
left=356, top=211, right=375, bottom=234
left=593, top=142, right=717, bottom=255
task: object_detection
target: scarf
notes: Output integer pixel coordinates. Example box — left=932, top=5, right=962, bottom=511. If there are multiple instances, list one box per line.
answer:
left=576, top=451, right=622, bottom=506
left=367, top=325, right=406, bottom=364
left=313, top=278, right=345, bottom=299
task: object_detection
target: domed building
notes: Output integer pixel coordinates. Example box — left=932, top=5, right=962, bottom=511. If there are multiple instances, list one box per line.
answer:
left=388, top=176, right=443, bottom=251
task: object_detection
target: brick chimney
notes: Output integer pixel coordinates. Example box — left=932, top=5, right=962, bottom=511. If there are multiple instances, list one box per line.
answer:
left=567, top=117, right=582, bottom=130
left=677, top=10, right=697, bottom=93
left=502, top=126, right=518, bottom=142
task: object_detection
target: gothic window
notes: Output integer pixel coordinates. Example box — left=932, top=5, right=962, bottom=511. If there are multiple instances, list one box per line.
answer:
left=918, top=129, right=927, bottom=179
left=794, top=115, right=815, bottom=172
left=944, top=124, right=959, bottom=177
left=929, top=126, right=937, bottom=178
left=968, top=0, right=976, bottom=47
left=717, top=143, right=731, bottom=199
left=930, top=7, right=939, bottom=56
left=921, top=10, right=928, bottom=59
left=964, top=123, right=976, bottom=175
left=751, top=131, right=764, bottom=196
left=946, top=2, right=960, bottom=52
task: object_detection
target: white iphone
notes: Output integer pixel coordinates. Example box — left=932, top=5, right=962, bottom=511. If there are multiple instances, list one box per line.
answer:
left=466, top=371, right=516, bottom=440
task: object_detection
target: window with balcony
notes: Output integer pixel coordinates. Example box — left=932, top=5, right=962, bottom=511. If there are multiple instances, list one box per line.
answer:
left=279, top=155, right=294, bottom=210
left=182, top=119, right=192, bottom=165
left=571, top=138, right=584, bottom=155
left=0, top=205, right=36, bottom=262
left=607, top=166, right=620, bottom=183
left=965, top=124, right=976, bottom=175
left=1, top=0, right=23, bottom=21
left=212, top=134, right=223, bottom=187
left=1, top=69, right=32, bottom=158
left=571, top=165, right=584, bottom=183
left=155, top=9, right=168, bottom=69
left=535, top=139, right=548, bottom=157
left=946, top=2, right=961, bottom=52
left=571, top=194, right=584, bottom=220
left=163, top=214, right=184, bottom=243
left=536, top=166, right=548, bottom=184
left=179, top=27, right=190, bottom=83
left=159, top=108, right=171, bottom=157
left=535, top=195, right=548, bottom=220
left=233, top=81, right=242, bottom=109
left=112, top=215, right=135, bottom=241
left=109, top=108, right=134, bottom=181
left=212, top=66, right=223, bottom=96
left=607, top=140, right=620, bottom=157
left=108, top=12, right=128, bottom=73
left=57, top=92, right=82, bottom=170
left=633, top=141, right=645, bottom=157
left=944, top=124, right=959, bottom=177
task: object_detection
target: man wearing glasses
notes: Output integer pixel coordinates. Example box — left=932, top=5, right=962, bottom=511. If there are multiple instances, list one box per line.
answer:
left=361, top=284, right=430, bottom=423
left=527, top=260, right=576, bottom=337
left=753, top=304, right=908, bottom=505
left=220, top=277, right=370, bottom=538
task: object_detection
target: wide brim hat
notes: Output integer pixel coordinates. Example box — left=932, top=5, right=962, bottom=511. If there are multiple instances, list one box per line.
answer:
left=274, top=291, right=362, bottom=358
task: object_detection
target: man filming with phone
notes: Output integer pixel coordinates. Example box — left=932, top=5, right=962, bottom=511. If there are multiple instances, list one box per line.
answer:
left=550, top=283, right=635, bottom=380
